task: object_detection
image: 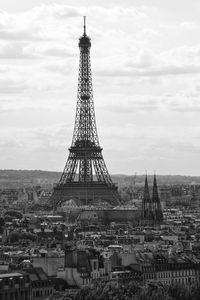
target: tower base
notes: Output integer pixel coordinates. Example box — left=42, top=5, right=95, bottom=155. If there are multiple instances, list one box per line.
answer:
left=51, top=182, right=121, bottom=207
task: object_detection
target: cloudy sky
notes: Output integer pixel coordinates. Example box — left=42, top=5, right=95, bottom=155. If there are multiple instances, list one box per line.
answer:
left=0, top=0, right=199, bottom=175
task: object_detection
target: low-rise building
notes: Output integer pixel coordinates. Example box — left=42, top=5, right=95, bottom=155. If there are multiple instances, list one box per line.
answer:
left=25, top=267, right=53, bottom=300
left=130, top=251, right=200, bottom=285
left=0, top=272, right=31, bottom=300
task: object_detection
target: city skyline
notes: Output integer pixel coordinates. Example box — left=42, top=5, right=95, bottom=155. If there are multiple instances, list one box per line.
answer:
left=0, top=0, right=199, bottom=175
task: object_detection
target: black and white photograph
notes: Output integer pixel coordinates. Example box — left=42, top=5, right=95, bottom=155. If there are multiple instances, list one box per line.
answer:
left=0, top=0, right=199, bottom=299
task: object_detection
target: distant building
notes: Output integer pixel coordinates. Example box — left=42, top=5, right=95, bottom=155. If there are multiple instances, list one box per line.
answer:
left=77, top=208, right=140, bottom=226
left=160, top=186, right=171, bottom=201
left=32, top=252, right=65, bottom=277
left=0, top=189, right=19, bottom=205
left=0, top=272, right=31, bottom=300
left=141, top=174, right=163, bottom=225
left=57, top=249, right=110, bottom=287
left=110, top=268, right=142, bottom=287
left=130, top=252, right=199, bottom=285
left=25, top=267, right=53, bottom=300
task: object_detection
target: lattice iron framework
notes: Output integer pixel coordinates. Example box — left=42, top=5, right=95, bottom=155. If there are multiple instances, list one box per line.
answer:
left=52, top=17, right=120, bottom=206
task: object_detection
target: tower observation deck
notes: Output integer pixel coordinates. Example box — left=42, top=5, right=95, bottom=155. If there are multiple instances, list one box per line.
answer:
left=51, top=17, right=121, bottom=207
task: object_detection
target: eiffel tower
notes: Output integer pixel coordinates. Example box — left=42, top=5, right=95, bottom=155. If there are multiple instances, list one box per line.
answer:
left=51, top=17, right=121, bottom=207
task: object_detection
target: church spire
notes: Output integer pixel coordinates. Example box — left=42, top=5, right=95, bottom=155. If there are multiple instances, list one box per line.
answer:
left=144, top=173, right=150, bottom=203
left=152, top=173, right=163, bottom=223
left=152, top=173, right=159, bottom=202
left=141, top=173, right=153, bottom=221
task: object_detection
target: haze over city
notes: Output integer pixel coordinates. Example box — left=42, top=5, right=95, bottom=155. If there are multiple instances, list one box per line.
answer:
left=0, top=0, right=199, bottom=175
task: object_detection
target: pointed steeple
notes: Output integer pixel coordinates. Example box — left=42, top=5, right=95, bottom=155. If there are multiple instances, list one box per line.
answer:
left=141, top=173, right=153, bottom=221
left=152, top=173, right=163, bottom=223
left=144, top=173, right=151, bottom=203
left=152, top=173, right=159, bottom=203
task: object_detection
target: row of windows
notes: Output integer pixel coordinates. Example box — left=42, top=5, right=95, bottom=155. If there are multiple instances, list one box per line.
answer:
left=33, top=288, right=53, bottom=298
left=0, top=290, right=29, bottom=300
left=92, top=271, right=106, bottom=278
left=157, top=270, right=195, bottom=278
left=82, top=278, right=90, bottom=285
left=0, top=282, right=29, bottom=290
left=145, top=273, right=154, bottom=280
left=111, top=272, right=138, bottom=280
left=155, top=264, right=191, bottom=270
left=92, top=272, right=100, bottom=279
left=144, top=270, right=195, bottom=280
left=159, top=277, right=195, bottom=285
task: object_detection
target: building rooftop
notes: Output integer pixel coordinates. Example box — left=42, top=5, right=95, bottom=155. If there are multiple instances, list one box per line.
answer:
left=0, top=272, right=23, bottom=278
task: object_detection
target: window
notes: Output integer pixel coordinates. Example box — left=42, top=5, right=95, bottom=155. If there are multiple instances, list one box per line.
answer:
left=93, top=261, right=97, bottom=270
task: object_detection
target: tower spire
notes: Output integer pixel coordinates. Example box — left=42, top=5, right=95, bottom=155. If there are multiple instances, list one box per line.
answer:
left=141, top=173, right=154, bottom=223
left=152, top=172, right=163, bottom=223
left=144, top=173, right=150, bottom=202
left=83, top=16, right=86, bottom=35
left=152, top=173, right=159, bottom=200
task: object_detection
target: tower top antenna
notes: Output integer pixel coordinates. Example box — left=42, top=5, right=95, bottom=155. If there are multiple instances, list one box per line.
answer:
left=84, top=16, right=86, bottom=35
left=79, top=16, right=91, bottom=49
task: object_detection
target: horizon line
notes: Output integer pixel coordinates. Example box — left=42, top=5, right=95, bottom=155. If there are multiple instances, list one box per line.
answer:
left=0, top=168, right=199, bottom=177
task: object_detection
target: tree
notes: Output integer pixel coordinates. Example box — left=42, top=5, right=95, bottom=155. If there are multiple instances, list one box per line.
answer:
left=75, top=281, right=200, bottom=300
left=4, top=210, right=23, bottom=219
left=6, top=231, right=37, bottom=243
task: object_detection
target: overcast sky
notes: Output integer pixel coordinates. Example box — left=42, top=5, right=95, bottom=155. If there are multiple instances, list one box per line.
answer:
left=0, top=0, right=199, bottom=175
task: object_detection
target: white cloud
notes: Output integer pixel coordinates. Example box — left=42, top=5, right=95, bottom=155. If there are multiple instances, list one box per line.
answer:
left=0, top=41, right=38, bottom=59
left=38, top=45, right=75, bottom=57
left=0, top=3, right=199, bottom=174
left=95, top=45, right=200, bottom=79
left=180, top=21, right=198, bottom=30
left=0, top=78, right=27, bottom=93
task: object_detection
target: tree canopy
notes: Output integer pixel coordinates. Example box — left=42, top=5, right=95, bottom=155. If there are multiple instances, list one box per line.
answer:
left=75, top=281, right=200, bottom=300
